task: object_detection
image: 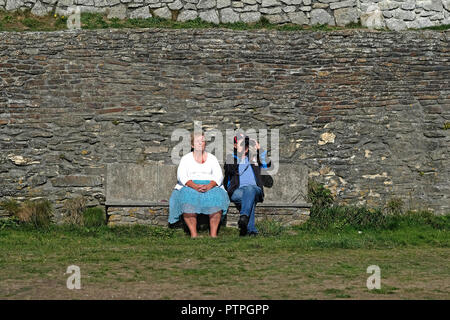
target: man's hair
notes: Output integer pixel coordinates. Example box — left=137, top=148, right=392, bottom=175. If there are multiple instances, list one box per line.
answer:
left=234, top=134, right=254, bottom=149
left=233, top=133, right=246, bottom=144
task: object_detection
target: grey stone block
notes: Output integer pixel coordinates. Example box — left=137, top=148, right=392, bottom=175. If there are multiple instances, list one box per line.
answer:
left=401, top=1, right=415, bottom=10
left=177, top=9, right=198, bottom=21
left=360, top=4, right=386, bottom=29
left=129, top=5, right=152, bottom=18
left=217, top=0, right=231, bottom=8
left=378, top=0, right=400, bottom=10
left=385, top=17, right=407, bottom=30
left=330, top=0, right=356, bottom=10
left=107, top=4, right=127, bottom=19
left=405, top=16, right=434, bottom=27
left=334, top=7, right=359, bottom=26
left=416, top=0, right=443, bottom=12
left=282, top=6, right=296, bottom=13
left=153, top=6, right=172, bottom=19
left=261, top=0, right=281, bottom=7
left=240, top=11, right=261, bottom=22
left=392, top=8, right=416, bottom=20
left=168, top=0, right=183, bottom=10
left=265, top=13, right=289, bottom=23
left=288, top=11, right=309, bottom=24
left=6, top=0, right=24, bottom=11
left=199, top=9, right=220, bottom=23
left=260, top=7, right=282, bottom=14
left=31, top=1, right=53, bottom=16
left=197, top=0, right=216, bottom=9
left=310, top=8, right=336, bottom=25
left=443, top=0, right=450, bottom=11
left=220, top=7, right=240, bottom=23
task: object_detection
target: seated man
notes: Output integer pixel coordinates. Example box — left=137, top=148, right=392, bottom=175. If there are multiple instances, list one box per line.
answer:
left=224, top=133, right=271, bottom=236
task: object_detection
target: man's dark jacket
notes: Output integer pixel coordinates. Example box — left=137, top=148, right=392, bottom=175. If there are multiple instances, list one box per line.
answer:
left=223, top=149, right=271, bottom=202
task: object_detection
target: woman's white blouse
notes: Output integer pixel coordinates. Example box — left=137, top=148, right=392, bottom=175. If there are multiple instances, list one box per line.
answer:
left=175, top=152, right=224, bottom=190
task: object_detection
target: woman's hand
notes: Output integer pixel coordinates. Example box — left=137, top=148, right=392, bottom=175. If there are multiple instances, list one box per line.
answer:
left=186, top=180, right=203, bottom=192
left=201, top=181, right=217, bottom=192
left=252, top=139, right=260, bottom=150
left=186, top=181, right=217, bottom=193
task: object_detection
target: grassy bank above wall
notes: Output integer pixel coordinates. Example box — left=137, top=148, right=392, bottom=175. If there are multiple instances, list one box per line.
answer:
left=1, top=9, right=449, bottom=32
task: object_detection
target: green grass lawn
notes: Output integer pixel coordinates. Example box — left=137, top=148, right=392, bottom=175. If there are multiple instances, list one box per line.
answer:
left=0, top=222, right=448, bottom=299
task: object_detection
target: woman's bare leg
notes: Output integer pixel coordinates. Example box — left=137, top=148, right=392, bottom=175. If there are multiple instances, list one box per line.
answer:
left=183, top=213, right=198, bottom=238
left=209, top=211, right=222, bottom=237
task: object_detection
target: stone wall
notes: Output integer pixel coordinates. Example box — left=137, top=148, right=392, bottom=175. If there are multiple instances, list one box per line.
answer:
left=1, top=0, right=450, bottom=31
left=0, top=28, right=449, bottom=221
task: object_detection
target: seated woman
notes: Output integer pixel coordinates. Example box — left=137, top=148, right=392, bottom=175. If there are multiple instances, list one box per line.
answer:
left=168, top=132, right=229, bottom=238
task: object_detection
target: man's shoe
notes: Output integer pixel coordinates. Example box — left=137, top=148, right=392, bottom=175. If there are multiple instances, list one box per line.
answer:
left=248, top=231, right=258, bottom=237
left=238, top=215, right=249, bottom=236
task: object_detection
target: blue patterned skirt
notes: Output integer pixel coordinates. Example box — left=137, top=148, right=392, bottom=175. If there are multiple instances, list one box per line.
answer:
left=168, top=180, right=230, bottom=224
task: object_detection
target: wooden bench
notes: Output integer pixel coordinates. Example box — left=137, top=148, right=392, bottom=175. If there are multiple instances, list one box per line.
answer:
left=105, top=162, right=311, bottom=227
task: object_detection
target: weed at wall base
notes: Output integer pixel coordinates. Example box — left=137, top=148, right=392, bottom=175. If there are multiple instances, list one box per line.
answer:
left=82, top=207, right=106, bottom=228
left=18, top=199, right=53, bottom=229
left=63, top=196, right=87, bottom=226
left=0, top=199, right=21, bottom=216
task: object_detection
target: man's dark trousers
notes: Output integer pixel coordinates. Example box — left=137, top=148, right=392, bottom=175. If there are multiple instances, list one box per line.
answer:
left=230, top=185, right=262, bottom=234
